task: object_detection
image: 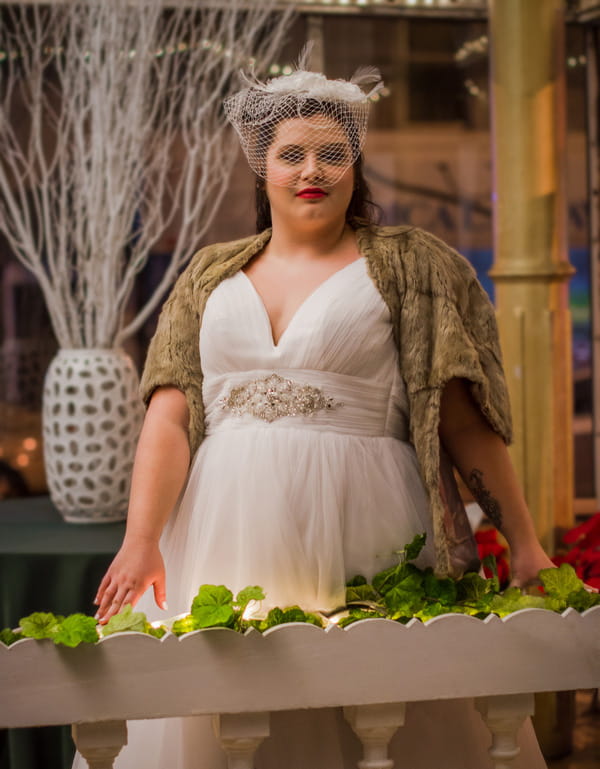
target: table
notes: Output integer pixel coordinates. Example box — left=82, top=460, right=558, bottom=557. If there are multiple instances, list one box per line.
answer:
left=0, top=497, right=124, bottom=769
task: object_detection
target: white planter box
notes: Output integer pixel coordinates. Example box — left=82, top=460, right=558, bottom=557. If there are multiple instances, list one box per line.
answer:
left=2, top=607, right=599, bottom=769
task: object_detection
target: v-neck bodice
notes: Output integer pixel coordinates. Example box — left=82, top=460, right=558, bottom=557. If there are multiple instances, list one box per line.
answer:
left=199, top=256, right=409, bottom=439
left=240, top=257, right=365, bottom=348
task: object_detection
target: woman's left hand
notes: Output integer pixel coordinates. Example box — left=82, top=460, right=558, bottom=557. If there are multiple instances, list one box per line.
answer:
left=508, top=543, right=556, bottom=590
left=509, top=541, right=599, bottom=593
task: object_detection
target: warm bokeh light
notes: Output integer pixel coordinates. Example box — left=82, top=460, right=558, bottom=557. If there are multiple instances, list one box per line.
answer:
left=22, top=437, right=38, bottom=452
left=15, top=453, right=30, bottom=468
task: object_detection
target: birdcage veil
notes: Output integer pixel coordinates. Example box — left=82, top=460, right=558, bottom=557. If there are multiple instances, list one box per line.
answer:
left=223, top=46, right=383, bottom=186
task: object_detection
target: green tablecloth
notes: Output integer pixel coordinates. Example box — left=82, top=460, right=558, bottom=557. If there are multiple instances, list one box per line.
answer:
left=0, top=497, right=125, bottom=769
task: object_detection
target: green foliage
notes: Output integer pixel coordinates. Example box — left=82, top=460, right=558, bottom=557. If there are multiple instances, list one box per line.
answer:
left=481, top=554, right=500, bottom=592
left=0, top=627, right=22, bottom=646
left=345, top=534, right=600, bottom=626
left=337, top=608, right=385, bottom=628
left=404, top=533, right=427, bottom=562
left=19, top=612, right=63, bottom=640
left=103, top=604, right=147, bottom=636
left=235, top=586, right=265, bottom=613
left=346, top=575, right=367, bottom=587
left=53, top=614, right=98, bottom=647
left=253, top=605, right=324, bottom=632
left=171, top=614, right=198, bottom=636
left=2, top=537, right=599, bottom=646
left=539, top=563, right=600, bottom=612
left=191, top=585, right=236, bottom=629
left=188, top=583, right=267, bottom=631
left=490, top=588, right=548, bottom=617
left=146, top=623, right=168, bottom=639
left=345, top=583, right=380, bottom=604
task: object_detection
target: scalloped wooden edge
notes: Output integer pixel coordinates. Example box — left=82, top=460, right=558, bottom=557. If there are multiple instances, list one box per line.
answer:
left=2, top=605, right=598, bottom=728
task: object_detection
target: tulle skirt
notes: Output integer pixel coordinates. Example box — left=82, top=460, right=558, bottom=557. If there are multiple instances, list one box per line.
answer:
left=159, top=426, right=436, bottom=616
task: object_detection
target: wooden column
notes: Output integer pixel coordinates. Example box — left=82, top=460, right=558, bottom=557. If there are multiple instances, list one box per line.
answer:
left=488, top=0, right=574, bottom=550
left=343, top=703, right=406, bottom=769
left=214, top=711, right=270, bottom=769
left=475, top=694, right=535, bottom=769
left=71, top=720, right=127, bottom=769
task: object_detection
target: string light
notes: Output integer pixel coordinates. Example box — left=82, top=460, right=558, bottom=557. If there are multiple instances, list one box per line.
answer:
left=290, top=0, right=487, bottom=6
left=456, top=34, right=587, bottom=102
left=454, top=34, right=488, bottom=63
left=0, top=37, right=263, bottom=67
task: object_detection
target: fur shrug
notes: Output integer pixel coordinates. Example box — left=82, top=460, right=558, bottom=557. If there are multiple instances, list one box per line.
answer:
left=140, top=223, right=512, bottom=578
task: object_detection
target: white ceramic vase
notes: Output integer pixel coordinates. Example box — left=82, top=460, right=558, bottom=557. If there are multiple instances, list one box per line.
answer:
left=42, top=348, right=144, bottom=523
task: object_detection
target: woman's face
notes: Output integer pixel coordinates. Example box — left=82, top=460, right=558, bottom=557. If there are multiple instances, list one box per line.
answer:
left=264, top=115, right=355, bottom=227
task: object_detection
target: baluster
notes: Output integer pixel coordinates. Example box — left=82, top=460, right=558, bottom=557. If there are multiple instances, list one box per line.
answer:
left=475, top=693, right=535, bottom=769
left=214, top=711, right=270, bottom=769
left=343, top=703, right=406, bottom=769
left=71, top=719, right=127, bottom=769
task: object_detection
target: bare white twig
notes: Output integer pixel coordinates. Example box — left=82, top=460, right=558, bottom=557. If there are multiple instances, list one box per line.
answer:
left=0, top=0, right=292, bottom=348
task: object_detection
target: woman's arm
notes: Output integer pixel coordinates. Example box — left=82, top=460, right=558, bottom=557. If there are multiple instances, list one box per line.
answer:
left=94, top=386, right=190, bottom=624
left=439, top=377, right=555, bottom=587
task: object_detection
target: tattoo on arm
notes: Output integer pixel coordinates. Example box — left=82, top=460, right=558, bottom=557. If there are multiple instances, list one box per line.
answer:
left=468, top=468, right=503, bottom=529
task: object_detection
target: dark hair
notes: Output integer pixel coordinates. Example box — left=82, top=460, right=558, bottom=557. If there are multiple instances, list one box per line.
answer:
left=255, top=153, right=381, bottom=233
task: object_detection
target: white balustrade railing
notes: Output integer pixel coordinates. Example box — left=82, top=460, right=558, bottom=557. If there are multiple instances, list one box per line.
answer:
left=2, top=607, right=600, bottom=769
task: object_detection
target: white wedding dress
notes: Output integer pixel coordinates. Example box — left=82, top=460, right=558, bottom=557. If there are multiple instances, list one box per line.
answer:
left=74, top=257, right=546, bottom=769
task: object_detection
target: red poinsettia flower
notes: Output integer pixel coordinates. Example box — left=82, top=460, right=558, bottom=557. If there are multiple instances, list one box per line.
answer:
left=475, top=528, right=510, bottom=587
left=552, top=512, right=600, bottom=589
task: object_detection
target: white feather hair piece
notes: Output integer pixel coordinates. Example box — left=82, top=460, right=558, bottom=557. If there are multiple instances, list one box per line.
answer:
left=224, top=51, right=385, bottom=187
left=238, top=64, right=383, bottom=103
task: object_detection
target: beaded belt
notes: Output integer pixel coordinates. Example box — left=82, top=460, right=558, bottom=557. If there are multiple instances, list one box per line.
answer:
left=207, top=369, right=409, bottom=439
left=219, top=373, right=343, bottom=423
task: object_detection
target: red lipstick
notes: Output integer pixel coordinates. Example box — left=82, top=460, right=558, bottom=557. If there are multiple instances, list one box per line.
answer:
left=296, top=187, right=327, bottom=199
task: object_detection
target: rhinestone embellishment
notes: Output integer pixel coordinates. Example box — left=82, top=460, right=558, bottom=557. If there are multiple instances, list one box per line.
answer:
left=219, top=373, right=343, bottom=423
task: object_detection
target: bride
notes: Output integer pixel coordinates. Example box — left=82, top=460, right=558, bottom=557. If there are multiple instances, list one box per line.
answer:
left=79, top=57, right=553, bottom=769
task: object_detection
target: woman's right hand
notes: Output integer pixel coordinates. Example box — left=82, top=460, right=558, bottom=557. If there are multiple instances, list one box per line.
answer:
left=94, top=537, right=167, bottom=625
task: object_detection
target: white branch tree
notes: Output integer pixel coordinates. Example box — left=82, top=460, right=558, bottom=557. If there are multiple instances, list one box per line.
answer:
left=0, top=0, right=292, bottom=348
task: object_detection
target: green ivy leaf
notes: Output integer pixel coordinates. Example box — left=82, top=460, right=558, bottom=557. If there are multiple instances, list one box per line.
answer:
left=455, top=572, right=494, bottom=603
left=0, top=627, right=22, bottom=646
left=372, top=563, right=399, bottom=595
left=490, top=588, right=548, bottom=617
left=481, top=555, right=500, bottom=592
left=235, top=586, right=265, bottom=613
left=299, top=611, right=324, bottom=628
left=337, top=609, right=381, bottom=628
left=415, top=601, right=449, bottom=621
left=279, top=606, right=309, bottom=623
left=191, top=585, right=233, bottom=611
left=383, top=572, right=425, bottom=615
left=345, top=583, right=380, bottom=603
left=423, top=572, right=457, bottom=606
left=53, top=614, right=99, bottom=647
left=19, top=612, right=61, bottom=640
left=373, top=561, right=420, bottom=596
left=404, top=533, right=427, bottom=562
left=146, top=623, right=167, bottom=639
left=258, top=605, right=323, bottom=631
left=346, top=575, right=367, bottom=587
left=193, top=604, right=235, bottom=628
left=103, top=604, right=148, bottom=636
left=539, top=564, right=583, bottom=603
left=191, top=584, right=235, bottom=628
left=171, top=614, right=198, bottom=636
left=259, top=607, right=284, bottom=630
